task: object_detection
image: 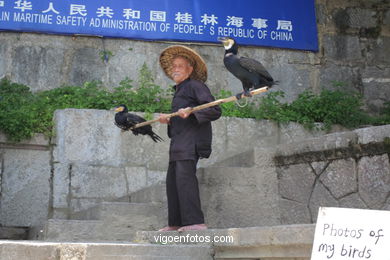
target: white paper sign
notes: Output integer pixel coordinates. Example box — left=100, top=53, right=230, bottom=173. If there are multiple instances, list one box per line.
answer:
left=311, top=207, right=390, bottom=260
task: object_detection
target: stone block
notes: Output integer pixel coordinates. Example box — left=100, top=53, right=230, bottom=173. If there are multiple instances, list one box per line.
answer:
left=384, top=9, right=390, bottom=26
left=0, top=132, right=49, bottom=146
left=70, top=164, right=128, bottom=199
left=276, top=130, right=357, bottom=159
left=269, top=63, right=312, bottom=102
left=358, top=154, right=390, bottom=208
left=146, top=170, right=165, bottom=186
left=0, top=240, right=214, bottom=260
left=118, top=115, right=169, bottom=171
left=12, top=45, right=64, bottom=91
left=322, top=34, right=362, bottom=62
left=339, top=193, right=368, bottom=209
left=347, top=8, right=377, bottom=28
left=137, top=224, right=315, bottom=259
left=52, top=163, right=70, bottom=209
left=319, top=158, right=357, bottom=199
left=0, top=149, right=51, bottom=227
left=279, top=199, right=311, bottom=224
left=130, top=184, right=166, bottom=204
left=362, top=66, right=390, bottom=112
left=69, top=47, right=105, bottom=87
left=279, top=122, right=326, bottom=145
left=53, top=109, right=124, bottom=166
left=355, top=124, right=390, bottom=144
left=200, top=166, right=281, bottom=228
left=319, top=64, right=362, bottom=93
left=310, top=161, right=329, bottom=175
left=366, top=37, right=390, bottom=65
left=0, top=39, right=9, bottom=77
left=309, top=182, right=339, bottom=222
left=124, top=166, right=147, bottom=193
left=278, top=163, right=316, bottom=203
left=226, top=118, right=278, bottom=155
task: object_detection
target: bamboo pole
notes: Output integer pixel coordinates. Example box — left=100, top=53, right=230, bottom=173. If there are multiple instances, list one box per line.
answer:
left=129, top=86, right=269, bottom=130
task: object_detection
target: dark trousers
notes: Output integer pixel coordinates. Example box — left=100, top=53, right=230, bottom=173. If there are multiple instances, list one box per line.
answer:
left=166, top=159, right=204, bottom=226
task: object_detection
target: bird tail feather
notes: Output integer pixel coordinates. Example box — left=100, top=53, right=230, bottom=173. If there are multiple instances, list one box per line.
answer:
left=150, top=132, right=164, bottom=143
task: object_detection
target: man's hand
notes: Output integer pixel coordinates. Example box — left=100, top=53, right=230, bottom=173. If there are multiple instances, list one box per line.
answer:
left=178, top=107, right=191, bottom=119
left=158, top=114, right=170, bottom=124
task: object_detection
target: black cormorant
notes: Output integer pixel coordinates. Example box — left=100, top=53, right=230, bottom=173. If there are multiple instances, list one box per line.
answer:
left=114, top=105, right=163, bottom=143
left=218, top=37, right=277, bottom=98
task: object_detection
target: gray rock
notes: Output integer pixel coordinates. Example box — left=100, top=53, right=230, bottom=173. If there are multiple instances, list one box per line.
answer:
left=347, top=8, right=377, bottom=28
left=279, top=199, right=312, bottom=224
left=311, top=161, right=329, bottom=176
left=278, top=163, right=316, bottom=204
left=358, top=154, right=390, bottom=208
left=366, top=37, right=390, bottom=66
left=0, top=149, right=51, bottom=227
left=322, top=34, right=362, bottom=62
left=362, top=67, right=390, bottom=112
left=12, top=45, right=64, bottom=91
left=70, top=164, right=129, bottom=199
left=319, top=158, right=357, bottom=199
left=355, top=124, right=390, bottom=144
left=309, top=182, right=339, bottom=222
left=339, top=193, right=368, bottom=209
left=319, top=64, right=363, bottom=94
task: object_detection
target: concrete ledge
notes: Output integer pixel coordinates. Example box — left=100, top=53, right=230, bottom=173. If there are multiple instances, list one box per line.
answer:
left=0, top=227, right=29, bottom=240
left=137, top=224, right=315, bottom=259
left=274, top=124, right=390, bottom=165
left=0, top=240, right=214, bottom=260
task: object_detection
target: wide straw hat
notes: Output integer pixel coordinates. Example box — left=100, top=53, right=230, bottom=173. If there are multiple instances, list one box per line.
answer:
left=159, top=45, right=208, bottom=83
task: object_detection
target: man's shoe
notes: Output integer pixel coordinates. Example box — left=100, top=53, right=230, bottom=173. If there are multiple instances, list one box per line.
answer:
left=158, top=226, right=180, bottom=231
left=177, top=224, right=207, bottom=231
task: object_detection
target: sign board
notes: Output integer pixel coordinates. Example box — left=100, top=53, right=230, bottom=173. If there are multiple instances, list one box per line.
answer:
left=311, top=207, right=390, bottom=260
left=0, top=0, right=318, bottom=51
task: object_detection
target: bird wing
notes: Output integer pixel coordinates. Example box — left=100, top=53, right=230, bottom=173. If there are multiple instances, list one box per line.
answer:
left=239, top=57, right=274, bottom=81
left=126, top=113, right=145, bottom=125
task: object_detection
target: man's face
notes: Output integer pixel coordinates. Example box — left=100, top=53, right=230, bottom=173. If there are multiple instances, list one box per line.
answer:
left=171, top=57, right=193, bottom=84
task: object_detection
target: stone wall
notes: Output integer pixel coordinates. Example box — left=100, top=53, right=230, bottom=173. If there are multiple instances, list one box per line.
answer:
left=1, top=109, right=389, bottom=229
left=0, top=0, right=389, bottom=112
left=0, top=108, right=333, bottom=228
left=275, top=125, right=390, bottom=224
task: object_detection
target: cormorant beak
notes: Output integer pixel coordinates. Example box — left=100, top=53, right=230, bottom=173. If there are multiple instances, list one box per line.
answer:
left=114, top=107, right=124, bottom=112
left=217, top=37, right=228, bottom=43
left=217, top=37, right=234, bottom=49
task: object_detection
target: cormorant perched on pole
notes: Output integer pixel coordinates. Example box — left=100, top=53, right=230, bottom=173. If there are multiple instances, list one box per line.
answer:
left=218, top=37, right=277, bottom=98
left=114, top=105, right=163, bottom=142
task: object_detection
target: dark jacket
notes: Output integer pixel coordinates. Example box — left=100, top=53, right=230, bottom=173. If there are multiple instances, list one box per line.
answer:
left=168, top=78, right=221, bottom=161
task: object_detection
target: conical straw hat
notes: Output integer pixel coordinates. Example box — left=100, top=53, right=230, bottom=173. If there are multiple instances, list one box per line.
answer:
left=159, top=45, right=207, bottom=83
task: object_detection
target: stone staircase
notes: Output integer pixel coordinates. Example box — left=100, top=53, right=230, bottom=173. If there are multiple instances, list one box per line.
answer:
left=42, top=201, right=167, bottom=242
left=2, top=147, right=317, bottom=259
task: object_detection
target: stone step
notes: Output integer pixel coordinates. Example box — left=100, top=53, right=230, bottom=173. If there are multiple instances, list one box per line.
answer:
left=0, top=226, right=29, bottom=240
left=210, top=149, right=255, bottom=168
left=198, top=164, right=280, bottom=229
left=136, top=224, right=315, bottom=260
left=0, top=240, right=213, bottom=260
left=42, top=217, right=163, bottom=242
left=130, top=184, right=167, bottom=204
left=72, top=202, right=166, bottom=224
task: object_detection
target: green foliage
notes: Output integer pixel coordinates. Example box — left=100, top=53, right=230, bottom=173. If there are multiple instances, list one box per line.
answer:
left=0, top=64, right=172, bottom=142
left=1, top=68, right=390, bottom=143
left=215, top=90, right=256, bottom=118
left=254, top=89, right=372, bottom=130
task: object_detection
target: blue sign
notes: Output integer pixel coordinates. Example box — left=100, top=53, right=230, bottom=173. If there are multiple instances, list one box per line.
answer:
left=0, top=0, right=318, bottom=51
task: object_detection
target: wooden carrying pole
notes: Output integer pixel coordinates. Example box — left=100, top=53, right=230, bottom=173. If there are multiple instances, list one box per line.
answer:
left=129, top=86, right=269, bottom=130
